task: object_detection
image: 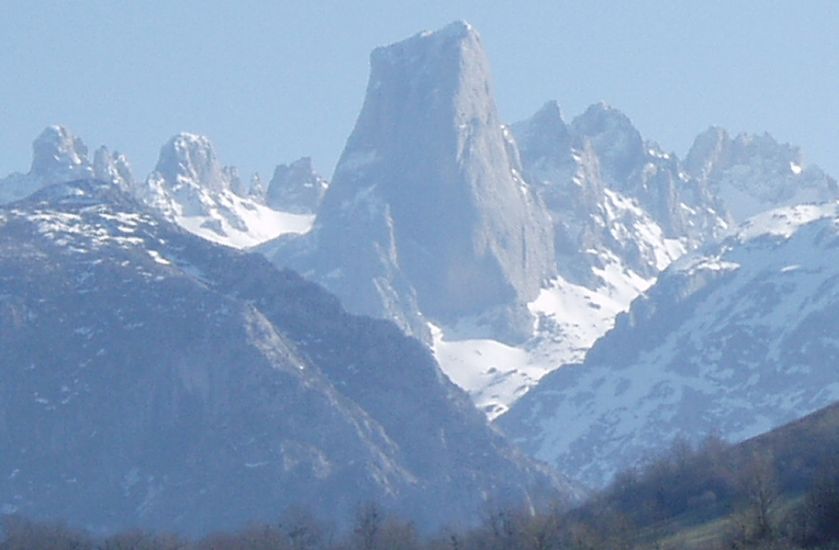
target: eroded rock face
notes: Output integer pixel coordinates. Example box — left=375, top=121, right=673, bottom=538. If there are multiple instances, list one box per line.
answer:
left=93, top=146, right=134, bottom=192
left=513, top=101, right=688, bottom=286
left=0, top=179, right=579, bottom=535
left=266, top=21, right=555, bottom=343
left=0, top=126, right=97, bottom=204
left=141, top=133, right=234, bottom=214
left=265, top=157, right=328, bottom=214
left=686, top=127, right=839, bottom=222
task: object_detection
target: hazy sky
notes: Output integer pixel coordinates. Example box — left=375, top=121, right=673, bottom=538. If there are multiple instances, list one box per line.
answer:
left=2, top=1, right=837, bottom=180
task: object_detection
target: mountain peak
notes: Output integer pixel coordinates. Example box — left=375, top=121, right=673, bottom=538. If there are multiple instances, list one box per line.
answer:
left=422, top=19, right=476, bottom=40
left=571, top=102, right=644, bottom=182
left=513, top=101, right=572, bottom=169
left=685, top=126, right=838, bottom=222
left=685, top=126, right=731, bottom=178
left=269, top=22, right=555, bottom=343
left=368, top=19, right=485, bottom=97
left=31, top=125, right=92, bottom=179
left=154, top=132, right=227, bottom=192
left=534, top=100, right=564, bottom=122
left=573, top=102, right=636, bottom=134
left=730, top=131, right=801, bottom=165
left=265, top=156, right=328, bottom=213
left=1, top=126, right=134, bottom=205
left=93, top=146, right=134, bottom=191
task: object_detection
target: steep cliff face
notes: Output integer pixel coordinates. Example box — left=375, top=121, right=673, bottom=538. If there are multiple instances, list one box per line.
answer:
left=513, top=101, right=691, bottom=286
left=266, top=22, right=555, bottom=344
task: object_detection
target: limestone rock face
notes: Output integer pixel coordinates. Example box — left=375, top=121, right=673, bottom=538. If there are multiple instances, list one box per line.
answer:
left=93, top=146, right=134, bottom=192
left=265, top=157, right=328, bottom=214
left=686, top=127, right=839, bottom=222
left=266, top=21, right=555, bottom=343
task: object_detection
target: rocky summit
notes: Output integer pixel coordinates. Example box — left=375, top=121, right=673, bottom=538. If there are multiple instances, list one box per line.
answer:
left=264, top=21, right=555, bottom=345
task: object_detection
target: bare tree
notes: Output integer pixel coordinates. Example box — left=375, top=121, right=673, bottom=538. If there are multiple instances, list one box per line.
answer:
left=279, top=508, right=330, bottom=550
left=733, top=450, right=779, bottom=541
left=0, top=515, right=93, bottom=550
left=350, top=502, right=383, bottom=550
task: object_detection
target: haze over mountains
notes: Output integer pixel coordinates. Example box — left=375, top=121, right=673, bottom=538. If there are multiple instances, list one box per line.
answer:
left=0, top=179, right=577, bottom=533
left=0, top=126, right=322, bottom=249
left=1, top=19, right=837, bottom=534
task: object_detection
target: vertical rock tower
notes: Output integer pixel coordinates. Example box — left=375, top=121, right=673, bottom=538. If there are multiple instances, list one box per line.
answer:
left=270, top=21, right=555, bottom=342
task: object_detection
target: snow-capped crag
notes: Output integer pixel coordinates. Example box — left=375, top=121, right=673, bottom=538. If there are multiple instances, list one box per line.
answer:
left=462, top=100, right=838, bottom=417
left=265, top=156, right=329, bottom=214
left=263, top=21, right=556, bottom=348
left=499, top=202, right=839, bottom=487
left=567, top=103, right=724, bottom=242
left=485, top=101, right=727, bottom=388
left=0, top=178, right=579, bottom=535
left=0, top=126, right=132, bottom=204
left=0, top=128, right=315, bottom=250
left=436, top=101, right=729, bottom=417
left=139, top=133, right=314, bottom=248
left=685, top=127, right=839, bottom=223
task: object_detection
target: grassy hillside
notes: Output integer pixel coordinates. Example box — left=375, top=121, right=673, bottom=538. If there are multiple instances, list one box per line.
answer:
left=574, top=401, right=839, bottom=549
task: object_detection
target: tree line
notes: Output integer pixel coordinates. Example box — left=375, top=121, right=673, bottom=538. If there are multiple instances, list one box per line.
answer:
left=2, top=431, right=838, bottom=549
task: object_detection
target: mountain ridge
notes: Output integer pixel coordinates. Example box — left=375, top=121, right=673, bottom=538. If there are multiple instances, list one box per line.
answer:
left=0, top=177, right=580, bottom=535
left=499, top=200, right=839, bottom=487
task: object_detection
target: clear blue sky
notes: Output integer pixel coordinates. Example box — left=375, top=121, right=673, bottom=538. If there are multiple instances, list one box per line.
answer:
left=2, top=1, right=837, bottom=180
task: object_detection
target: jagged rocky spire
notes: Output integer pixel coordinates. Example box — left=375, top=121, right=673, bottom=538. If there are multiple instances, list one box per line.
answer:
left=265, top=157, right=328, bottom=214
left=686, top=127, right=839, bottom=222
left=30, top=125, right=93, bottom=181
left=151, top=133, right=231, bottom=193
left=0, top=125, right=132, bottom=204
left=93, top=146, right=134, bottom=191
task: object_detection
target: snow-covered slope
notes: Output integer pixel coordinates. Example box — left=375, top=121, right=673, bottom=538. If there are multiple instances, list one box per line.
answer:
left=432, top=251, right=663, bottom=419
left=469, top=102, right=835, bottom=418
left=440, top=101, right=712, bottom=417
left=0, top=178, right=579, bottom=534
left=499, top=202, right=839, bottom=487
left=140, top=133, right=313, bottom=248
